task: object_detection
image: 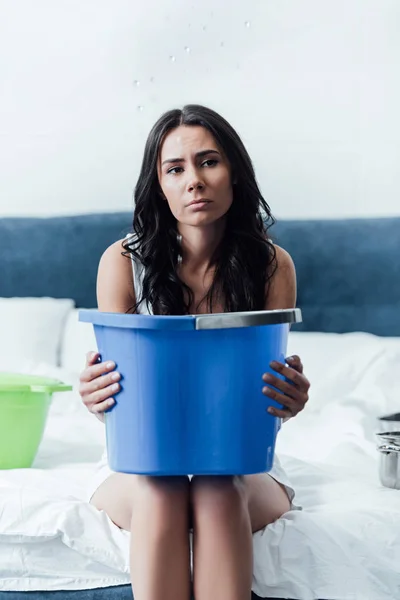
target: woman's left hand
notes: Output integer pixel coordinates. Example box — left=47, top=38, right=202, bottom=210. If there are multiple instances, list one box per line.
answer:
left=262, top=355, right=310, bottom=422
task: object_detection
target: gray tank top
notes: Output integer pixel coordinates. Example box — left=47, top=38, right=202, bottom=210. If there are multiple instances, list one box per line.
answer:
left=125, top=234, right=152, bottom=316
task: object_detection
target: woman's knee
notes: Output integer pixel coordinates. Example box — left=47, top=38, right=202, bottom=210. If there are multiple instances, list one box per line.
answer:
left=134, top=475, right=190, bottom=511
left=91, top=473, right=190, bottom=532
left=132, top=475, right=191, bottom=532
left=190, top=476, right=249, bottom=521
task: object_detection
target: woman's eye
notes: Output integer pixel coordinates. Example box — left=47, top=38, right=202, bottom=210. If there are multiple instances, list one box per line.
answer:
left=167, top=160, right=217, bottom=174
left=167, top=166, right=183, bottom=174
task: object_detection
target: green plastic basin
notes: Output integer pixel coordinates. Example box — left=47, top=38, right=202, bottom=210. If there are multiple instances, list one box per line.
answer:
left=0, top=373, right=72, bottom=469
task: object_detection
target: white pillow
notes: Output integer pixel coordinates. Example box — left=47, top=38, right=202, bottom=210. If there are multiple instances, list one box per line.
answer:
left=60, top=308, right=98, bottom=375
left=0, top=297, right=74, bottom=368
left=287, top=331, right=400, bottom=414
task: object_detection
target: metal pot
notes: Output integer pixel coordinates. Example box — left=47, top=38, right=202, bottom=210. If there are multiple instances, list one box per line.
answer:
left=376, top=431, right=400, bottom=447
left=376, top=416, right=400, bottom=490
left=377, top=443, right=400, bottom=490
left=377, top=413, right=400, bottom=433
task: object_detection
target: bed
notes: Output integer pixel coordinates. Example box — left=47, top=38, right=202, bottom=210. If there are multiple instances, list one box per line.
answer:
left=0, top=212, right=399, bottom=600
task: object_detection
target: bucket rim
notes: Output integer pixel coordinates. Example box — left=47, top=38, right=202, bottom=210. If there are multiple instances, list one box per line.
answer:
left=79, top=307, right=302, bottom=331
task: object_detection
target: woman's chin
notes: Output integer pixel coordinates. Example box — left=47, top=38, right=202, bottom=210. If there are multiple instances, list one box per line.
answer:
left=185, top=210, right=228, bottom=228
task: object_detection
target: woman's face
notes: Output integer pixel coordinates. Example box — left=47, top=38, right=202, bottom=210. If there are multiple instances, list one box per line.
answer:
left=157, top=125, right=234, bottom=227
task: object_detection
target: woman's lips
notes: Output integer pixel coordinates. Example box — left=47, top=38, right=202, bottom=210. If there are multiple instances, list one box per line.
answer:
left=187, top=200, right=212, bottom=211
left=187, top=198, right=211, bottom=206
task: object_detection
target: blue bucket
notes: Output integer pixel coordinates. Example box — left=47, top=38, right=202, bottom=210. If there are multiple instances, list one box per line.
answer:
left=79, top=309, right=302, bottom=476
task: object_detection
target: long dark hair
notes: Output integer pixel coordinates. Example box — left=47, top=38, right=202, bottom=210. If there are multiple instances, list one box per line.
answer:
left=121, top=104, right=277, bottom=315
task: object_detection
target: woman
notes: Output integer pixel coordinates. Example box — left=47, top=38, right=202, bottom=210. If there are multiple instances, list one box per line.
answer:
left=79, top=104, right=310, bottom=600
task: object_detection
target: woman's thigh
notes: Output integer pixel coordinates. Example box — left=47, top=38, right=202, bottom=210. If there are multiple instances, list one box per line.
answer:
left=90, top=472, right=190, bottom=531
left=243, top=473, right=291, bottom=533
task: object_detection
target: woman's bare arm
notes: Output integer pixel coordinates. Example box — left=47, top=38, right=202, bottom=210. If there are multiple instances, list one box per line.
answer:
left=96, top=239, right=136, bottom=313
left=79, top=240, right=135, bottom=423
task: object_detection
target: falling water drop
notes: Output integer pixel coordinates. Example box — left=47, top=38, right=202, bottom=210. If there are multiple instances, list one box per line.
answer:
left=150, top=76, right=155, bottom=83
left=220, top=41, right=225, bottom=47
left=184, top=46, right=191, bottom=53
left=169, top=55, right=176, bottom=62
left=137, top=105, right=144, bottom=111
left=245, top=20, right=251, bottom=28
left=133, top=80, right=140, bottom=87
left=202, top=25, right=207, bottom=31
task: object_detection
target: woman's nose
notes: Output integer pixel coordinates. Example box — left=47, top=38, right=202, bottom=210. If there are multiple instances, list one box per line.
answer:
left=186, top=165, right=205, bottom=192
left=187, top=179, right=204, bottom=193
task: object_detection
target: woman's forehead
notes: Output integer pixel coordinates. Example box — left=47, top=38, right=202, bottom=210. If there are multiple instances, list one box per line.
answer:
left=160, top=125, right=219, bottom=158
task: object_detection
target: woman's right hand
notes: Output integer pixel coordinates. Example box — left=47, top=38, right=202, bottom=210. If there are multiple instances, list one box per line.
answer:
left=79, top=351, right=121, bottom=422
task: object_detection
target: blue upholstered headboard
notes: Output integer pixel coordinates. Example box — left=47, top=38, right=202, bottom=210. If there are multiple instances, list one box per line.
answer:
left=0, top=213, right=399, bottom=336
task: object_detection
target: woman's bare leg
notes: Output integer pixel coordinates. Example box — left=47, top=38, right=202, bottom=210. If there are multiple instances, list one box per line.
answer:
left=91, top=473, right=191, bottom=600
left=190, top=475, right=253, bottom=600
left=190, top=473, right=291, bottom=600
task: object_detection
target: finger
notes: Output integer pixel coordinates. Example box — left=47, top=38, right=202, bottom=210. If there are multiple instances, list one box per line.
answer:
left=80, top=359, right=117, bottom=383
left=262, top=372, right=304, bottom=400
left=285, top=354, right=303, bottom=373
left=270, top=361, right=310, bottom=390
left=83, top=382, right=120, bottom=408
left=267, top=406, right=293, bottom=419
left=90, top=397, right=116, bottom=414
left=85, top=351, right=100, bottom=368
left=262, top=385, right=299, bottom=413
left=82, top=371, right=121, bottom=396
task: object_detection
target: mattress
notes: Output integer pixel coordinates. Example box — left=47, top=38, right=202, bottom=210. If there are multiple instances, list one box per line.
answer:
left=1, top=332, right=400, bottom=600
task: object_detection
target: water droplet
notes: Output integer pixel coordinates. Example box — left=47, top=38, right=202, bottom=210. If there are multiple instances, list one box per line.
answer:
left=150, top=76, right=155, bottom=83
left=202, top=25, right=207, bottom=31
left=137, top=105, right=144, bottom=111
left=220, top=41, right=225, bottom=47
left=245, top=21, right=251, bottom=28
left=133, top=80, right=140, bottom=87
left=184, top=46, right=190, bottom=53
left=169, top=55, right=176, bottom=62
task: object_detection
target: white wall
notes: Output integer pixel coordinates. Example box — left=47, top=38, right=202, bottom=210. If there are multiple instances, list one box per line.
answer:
left=0, top=0, right=399, bottom=219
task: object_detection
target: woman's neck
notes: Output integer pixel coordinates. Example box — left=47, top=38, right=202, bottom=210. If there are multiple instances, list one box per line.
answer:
left=177, top=219, right=226, bottom=274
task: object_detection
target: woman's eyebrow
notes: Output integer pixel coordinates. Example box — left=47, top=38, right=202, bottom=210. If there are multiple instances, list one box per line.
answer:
left=161, top=149, right=220, bottom=167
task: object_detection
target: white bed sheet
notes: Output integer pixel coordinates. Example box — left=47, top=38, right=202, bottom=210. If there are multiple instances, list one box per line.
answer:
left=1, top=333, right=400, bottom=599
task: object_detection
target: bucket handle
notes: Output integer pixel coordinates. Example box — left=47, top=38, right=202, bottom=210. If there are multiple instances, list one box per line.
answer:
left=195, top=308, right=302, bottom=330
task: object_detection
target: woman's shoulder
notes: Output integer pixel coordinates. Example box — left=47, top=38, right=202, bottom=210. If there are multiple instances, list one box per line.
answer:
left=272, top=243, right=295, bottom=275
left=99, top=237, right=132, bottom=266
left=265, top=243, right=296, bottom=310
left=96, top=238, right=136, bottom=312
